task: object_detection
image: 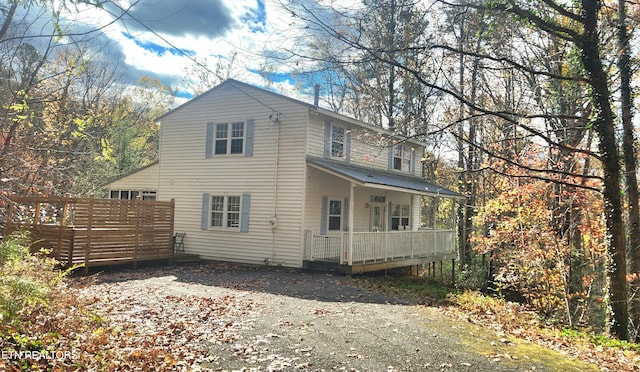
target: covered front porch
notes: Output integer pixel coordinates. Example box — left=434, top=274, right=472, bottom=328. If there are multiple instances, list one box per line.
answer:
left=304, top=158, right=464, bottom=274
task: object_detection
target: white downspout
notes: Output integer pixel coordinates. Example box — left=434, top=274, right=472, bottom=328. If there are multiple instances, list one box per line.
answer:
left=271, top=113, right=280, bottom=264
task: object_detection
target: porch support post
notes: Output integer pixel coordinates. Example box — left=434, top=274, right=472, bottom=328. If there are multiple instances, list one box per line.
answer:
left=451, top=199, right=457, bottom=254
left=348, top=182, right=355, bottom=266
left=433, top=196, right=437, bottom=256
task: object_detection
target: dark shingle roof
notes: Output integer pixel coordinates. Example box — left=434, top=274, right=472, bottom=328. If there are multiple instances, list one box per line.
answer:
left=307, top=157, right=465, bottom=199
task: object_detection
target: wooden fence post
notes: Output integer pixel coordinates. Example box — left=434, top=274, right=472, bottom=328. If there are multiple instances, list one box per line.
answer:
left=69, top=229, right=75, bottom=268
left=61, top=197, right=69, bottom=226
left=34, top=199, right=41, bottom=226
left=84, top=196, right=94, bottom=275
left=134, top=198, right=141, bottom=269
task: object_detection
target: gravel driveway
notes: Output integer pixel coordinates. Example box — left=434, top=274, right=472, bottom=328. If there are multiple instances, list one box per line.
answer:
left=78, top=263, right=599, bottom=371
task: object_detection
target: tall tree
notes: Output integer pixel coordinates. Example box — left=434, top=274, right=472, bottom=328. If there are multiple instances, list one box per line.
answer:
left=281, top=0, right=438, bottom=132
left=616, top=0, right=640, bottom=341
left=444, top=4, right=487, bottom=267
left=0, top=0, right=164, bottom=204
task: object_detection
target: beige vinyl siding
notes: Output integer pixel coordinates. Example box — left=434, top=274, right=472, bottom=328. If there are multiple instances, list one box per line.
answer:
left=411, top=194, right=421, bottom=231
left=105, top=163, right=160, bottom=191
left=307, top=113, right=425, bottom=177
left=157, top=83, right=308, bottom=267
left=304, top=165, right=417, bottom=234
left=304, top=166, right=351, bottom=234
left=306, top=114, right=327, bottom=159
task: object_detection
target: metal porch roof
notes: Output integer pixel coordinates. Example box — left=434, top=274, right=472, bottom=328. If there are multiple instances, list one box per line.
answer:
left=307, top=157, right=465, bottom=199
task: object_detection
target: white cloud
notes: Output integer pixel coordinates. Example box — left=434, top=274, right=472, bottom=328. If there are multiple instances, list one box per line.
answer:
left=54, top=0, right=310, bottom=98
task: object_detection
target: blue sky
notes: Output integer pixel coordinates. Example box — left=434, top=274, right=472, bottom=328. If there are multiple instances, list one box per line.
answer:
left=121, top=32, right=196, bottom=58
left=58, top=0, right=308, bottom=101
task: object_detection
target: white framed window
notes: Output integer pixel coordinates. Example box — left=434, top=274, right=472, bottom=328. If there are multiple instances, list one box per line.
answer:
left=328, top=198, right=342, bottom=231
left=214, top=121, right=245, bottom=155
left=331, top=125, right=345, bottom=157
left=209, top=195, right=241, bottom=230
left=391, top=204, right=410, bottom=230
left=141, top=191, right=157, bottom=200
left=392, top=144, right=412, bottom=172
left=110, top=190, right=156, bottom=200
left=202, top=193, right=250, bottom=232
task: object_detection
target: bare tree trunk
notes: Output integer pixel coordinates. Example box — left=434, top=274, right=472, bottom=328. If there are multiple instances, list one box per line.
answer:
left=617, top=0, right=640, bottom=341
left=456, top=14, right=468, bottom=267
left=581, top=0, right=629, bottom=340
left=463, top=57, right=479, bottom=265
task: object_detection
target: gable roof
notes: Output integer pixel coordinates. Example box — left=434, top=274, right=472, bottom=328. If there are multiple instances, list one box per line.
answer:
left=102, top=161, right=159, bottom=187
left=156, top=79, right=317, bottom=122
left=307, top=157, right=465, bottom=199
left=157, top=79, right=424, bottom=146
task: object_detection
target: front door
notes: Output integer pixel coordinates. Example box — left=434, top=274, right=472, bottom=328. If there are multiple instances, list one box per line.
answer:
left=370, top=203, right=385, bottom=232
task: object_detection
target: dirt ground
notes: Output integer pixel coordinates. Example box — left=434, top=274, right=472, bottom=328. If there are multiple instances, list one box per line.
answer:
left=75, top=263, right=602, bottom=371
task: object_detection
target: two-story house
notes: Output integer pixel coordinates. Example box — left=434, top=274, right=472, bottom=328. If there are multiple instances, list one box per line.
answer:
left=105, top=79, right=464, bottom=273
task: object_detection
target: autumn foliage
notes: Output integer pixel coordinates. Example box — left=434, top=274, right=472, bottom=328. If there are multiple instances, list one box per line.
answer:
left=471, top=156, right=608, bottom=328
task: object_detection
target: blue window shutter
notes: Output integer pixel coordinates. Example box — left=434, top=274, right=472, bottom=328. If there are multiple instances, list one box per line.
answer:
left=388, top=146, right=394, bottom=171
left=324, top=121, right=331, bottom=158
left=245, top=119, right=254, bottom=157
left=205, top=123, right=214, bottom=158
left=345, top=132, right=351, bottom=162
left=320, top=196, right=328, bottom=234
left=343, top=197, right=349, bottom=231
left=201, top=193, right=210, bottom=230
left=388, top=201, right=393, bottom=231
left=240, top=193, right=251, bottom=232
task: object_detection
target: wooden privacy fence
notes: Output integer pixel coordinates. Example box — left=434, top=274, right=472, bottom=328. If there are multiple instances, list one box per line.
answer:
left=3, top=195, right=174, bottom=271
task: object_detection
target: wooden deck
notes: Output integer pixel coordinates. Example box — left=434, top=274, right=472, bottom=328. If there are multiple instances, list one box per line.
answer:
left=3, top=195, right=175, bottom=271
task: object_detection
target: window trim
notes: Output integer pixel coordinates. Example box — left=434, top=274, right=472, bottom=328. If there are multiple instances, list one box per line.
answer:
left=208, top=195, right=242, bottom=231
left=391, top=203, right=411, bottom=231
left=202, top=193, right=250, bottom=232
left=392, top=144, right=412, bottom=173
left=110, top=190, right=157, bottom=200
left=327, top=198, right=343, bottom=231
left=213, top=121, right=246, bottom=156
left=330, top=124, right=345, bottom=158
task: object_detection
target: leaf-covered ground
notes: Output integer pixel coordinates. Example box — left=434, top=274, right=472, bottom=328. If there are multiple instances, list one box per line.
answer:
left=1, top=263, right=638, bottom=371
left=354, top=275, right=640, bottom=372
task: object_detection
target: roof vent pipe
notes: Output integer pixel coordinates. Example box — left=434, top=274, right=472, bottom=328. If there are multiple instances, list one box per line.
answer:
left=313, top=84, right=320, bottom=106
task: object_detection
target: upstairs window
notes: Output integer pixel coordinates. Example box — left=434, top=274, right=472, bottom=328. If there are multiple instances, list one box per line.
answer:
left=214, top=122, right=245, bottom=155
left=392, top=144, right=412, bottom=172
left=206, top=120, right=254, bottom=158
left=331, top=125, right=345, bottom=157
left=324, top=121, right=350, bottom=161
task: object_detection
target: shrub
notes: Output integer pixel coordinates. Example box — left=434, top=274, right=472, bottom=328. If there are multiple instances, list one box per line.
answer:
left=0, top=231, right=63, bottom=324
left=457, top=256, right=490, bottom=291
left=0, top=230, right=30, bottom=263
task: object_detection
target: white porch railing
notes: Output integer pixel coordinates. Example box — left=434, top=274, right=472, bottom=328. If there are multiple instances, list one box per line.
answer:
left=304, top=229, right=456, bottom=265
